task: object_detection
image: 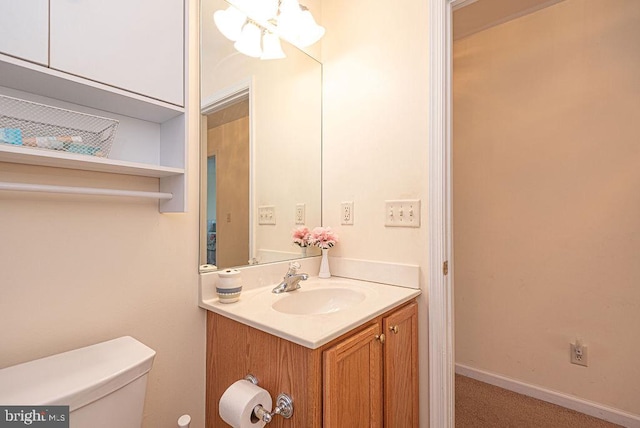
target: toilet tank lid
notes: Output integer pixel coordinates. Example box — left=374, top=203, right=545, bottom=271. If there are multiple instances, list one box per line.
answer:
left=0, top=336, right=156, bottom=412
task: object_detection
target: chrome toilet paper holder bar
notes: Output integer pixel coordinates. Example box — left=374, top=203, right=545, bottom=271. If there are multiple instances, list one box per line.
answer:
left=244, top=374, right=294, bottom=423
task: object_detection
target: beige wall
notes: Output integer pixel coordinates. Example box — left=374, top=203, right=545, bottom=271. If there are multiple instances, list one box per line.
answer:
left=454, top=0, right=640, bottom=415
left=320, top=0, right=431, bottom=425
left=0, top=1, right=206, bottom=427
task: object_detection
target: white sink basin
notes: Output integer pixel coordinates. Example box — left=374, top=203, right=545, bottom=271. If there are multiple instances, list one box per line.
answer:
left=200, top=273, right=421, bottom=349
left=272, top=287, right=366, bottom=315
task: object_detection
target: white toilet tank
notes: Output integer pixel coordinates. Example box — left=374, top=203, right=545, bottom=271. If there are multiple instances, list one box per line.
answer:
left=0, top=336, right=156, bottom=428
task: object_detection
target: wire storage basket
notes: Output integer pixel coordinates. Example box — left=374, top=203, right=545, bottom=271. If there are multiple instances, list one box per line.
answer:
left=0, top=94, right=118, bottom=158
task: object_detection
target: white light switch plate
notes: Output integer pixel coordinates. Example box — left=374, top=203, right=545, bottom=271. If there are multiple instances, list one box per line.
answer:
left=258, top=205, right=276, bottom=225
left=385, top=200, right=421, bottom=227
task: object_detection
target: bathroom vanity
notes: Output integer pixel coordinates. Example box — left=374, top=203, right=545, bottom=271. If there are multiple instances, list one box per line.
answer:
left=202, top=274, right=420, bottom=427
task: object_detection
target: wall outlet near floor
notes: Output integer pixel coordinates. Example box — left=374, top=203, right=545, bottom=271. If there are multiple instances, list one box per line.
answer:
left=258, top=205, right=276, bottom=225
left=341, top=201, right=354, bottom=225
left=385, top=199, right=421, bottom=227
left=570, top=340, right=588, bottom=367
left=295, top=203, right=306, bottom=225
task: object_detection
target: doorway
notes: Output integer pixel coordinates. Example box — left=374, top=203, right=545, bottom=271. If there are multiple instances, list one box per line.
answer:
left=452, top=0, right=640, bottom=426
left=203, top=97, right=250, bottom=268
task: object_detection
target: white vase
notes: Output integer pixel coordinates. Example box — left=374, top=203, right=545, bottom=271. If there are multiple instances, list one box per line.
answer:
left=318, top=248, right=331, bottom=278
left=301, top=246, right=307, bottom=257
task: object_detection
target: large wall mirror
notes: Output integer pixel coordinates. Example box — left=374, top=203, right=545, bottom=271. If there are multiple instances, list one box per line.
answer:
left=200, top=0, right=323, bottom=270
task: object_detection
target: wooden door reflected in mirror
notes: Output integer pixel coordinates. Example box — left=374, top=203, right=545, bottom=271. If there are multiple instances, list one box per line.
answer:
left=205, top=99, right=250, bottom=268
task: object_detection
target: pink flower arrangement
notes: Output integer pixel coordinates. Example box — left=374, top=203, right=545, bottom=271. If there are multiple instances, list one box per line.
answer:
left=309, top=226, right=339, bottom=249
left=292, top=226, right=311, bottom=247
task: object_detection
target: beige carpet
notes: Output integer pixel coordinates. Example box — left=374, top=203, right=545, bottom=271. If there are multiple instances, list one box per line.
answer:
left=455, top=374, right=622, bottom=427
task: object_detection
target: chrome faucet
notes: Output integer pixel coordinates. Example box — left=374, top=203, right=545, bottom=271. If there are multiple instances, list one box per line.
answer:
left=272, top=262, right=309, bottom=294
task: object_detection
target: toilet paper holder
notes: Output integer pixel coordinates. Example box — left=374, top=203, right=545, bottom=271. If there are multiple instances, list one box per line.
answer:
left=244, top=374, right=294, bottom=423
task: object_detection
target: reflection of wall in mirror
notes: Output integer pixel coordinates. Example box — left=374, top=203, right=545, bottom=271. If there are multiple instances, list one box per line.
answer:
left=207, top=114, right=250, bottom=268
left=253, top=43, right=322, bottom=262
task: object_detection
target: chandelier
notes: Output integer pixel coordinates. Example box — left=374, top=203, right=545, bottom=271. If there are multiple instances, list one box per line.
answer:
left=213, top=0, right=325, bottom=60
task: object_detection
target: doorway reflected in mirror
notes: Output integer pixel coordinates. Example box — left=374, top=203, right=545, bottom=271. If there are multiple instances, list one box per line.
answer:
left=205, top=98, right=250, bottom=268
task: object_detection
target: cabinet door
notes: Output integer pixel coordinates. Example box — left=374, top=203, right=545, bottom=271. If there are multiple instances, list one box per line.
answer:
left=323, top=324, right=383, bottom=428
left=0, top=0, right=49, bottom=65
left=383, top=302, right=419, bottom=427
left=49, top=0, right=184, bottom=106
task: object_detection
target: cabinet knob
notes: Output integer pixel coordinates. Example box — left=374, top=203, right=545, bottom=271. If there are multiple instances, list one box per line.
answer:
left=389, top=325, right=399, bottom=334
left=375, top=333, right=386, bottom=344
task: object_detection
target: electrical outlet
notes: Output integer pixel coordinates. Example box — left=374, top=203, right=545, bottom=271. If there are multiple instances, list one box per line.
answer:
left=341, top=201, right=354, bottom=225
left=385, top=199, right=421, bottom=227
left=295, top=203, right=305, bottom=225
left=258, top=205, right=276, bottom=225
left=570, top=340, right=588, bottom=367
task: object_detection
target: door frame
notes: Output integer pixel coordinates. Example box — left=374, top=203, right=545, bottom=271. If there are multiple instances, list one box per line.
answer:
left=200, top=78, right=256, bottom=266
left=427, top=0, right=461, bottom=426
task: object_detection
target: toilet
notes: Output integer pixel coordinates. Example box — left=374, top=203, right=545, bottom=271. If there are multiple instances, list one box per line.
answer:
left=0, top=336, right=156, bottom=428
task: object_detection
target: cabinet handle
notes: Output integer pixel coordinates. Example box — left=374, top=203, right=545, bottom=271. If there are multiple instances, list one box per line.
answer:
left=389, top=325, right=399, bottom=334
left=375, top=333, right=386, bottom=344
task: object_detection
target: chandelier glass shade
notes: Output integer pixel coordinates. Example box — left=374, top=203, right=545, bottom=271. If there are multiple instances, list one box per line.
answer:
left=261, top=32, right=286, bottom=60
left=213, top=6, right=246, bottom=41
left=233, top=21, right=263, bottom=57
left=213, top=0, right=325, bottom=59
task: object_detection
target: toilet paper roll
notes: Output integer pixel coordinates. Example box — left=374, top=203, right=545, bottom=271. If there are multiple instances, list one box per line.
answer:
left=217, top=269, right=242, bottom=290
left=219, top=380, right=272, bottom=428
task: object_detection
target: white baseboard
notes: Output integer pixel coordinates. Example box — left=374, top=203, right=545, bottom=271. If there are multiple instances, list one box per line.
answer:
left=456, top=364, right=640, bottom=427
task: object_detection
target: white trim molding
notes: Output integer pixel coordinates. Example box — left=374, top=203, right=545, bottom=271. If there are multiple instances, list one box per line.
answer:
left=456, top=364, right=640, bottom=427
left=200, top=78, right=251, bottom=114
left=428, top=0, right=458, bottom=427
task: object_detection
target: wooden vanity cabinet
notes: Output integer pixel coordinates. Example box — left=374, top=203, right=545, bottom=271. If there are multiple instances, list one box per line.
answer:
left=323, top=301, right=418, bottom=428
left=206, top=300, right=418, bottom=428
left=323, top=323, right=383, bottom=427
left=207, top=312, right=324, bottom=428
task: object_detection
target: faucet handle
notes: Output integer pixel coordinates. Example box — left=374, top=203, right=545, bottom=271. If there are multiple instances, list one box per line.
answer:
left=286, top=261, right=301, bottom=276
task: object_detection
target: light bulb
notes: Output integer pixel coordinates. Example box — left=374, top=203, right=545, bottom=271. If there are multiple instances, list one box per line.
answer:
left=213, top=6, right=246, bottom=41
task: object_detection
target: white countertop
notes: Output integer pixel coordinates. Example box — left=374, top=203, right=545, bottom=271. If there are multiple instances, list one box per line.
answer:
left=199, top=276, right=421, bottom=349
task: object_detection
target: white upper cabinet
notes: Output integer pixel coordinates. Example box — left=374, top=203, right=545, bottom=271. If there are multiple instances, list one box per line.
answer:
left=49, top=0, right=185, bottom=106
left=0, top=0, right=187, bottom=212
left=0, top=0, right=49, bottom=66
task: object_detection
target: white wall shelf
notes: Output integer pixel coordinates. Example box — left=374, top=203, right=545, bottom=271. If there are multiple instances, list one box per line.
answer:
left=0, top=144, right=184, bottom=178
